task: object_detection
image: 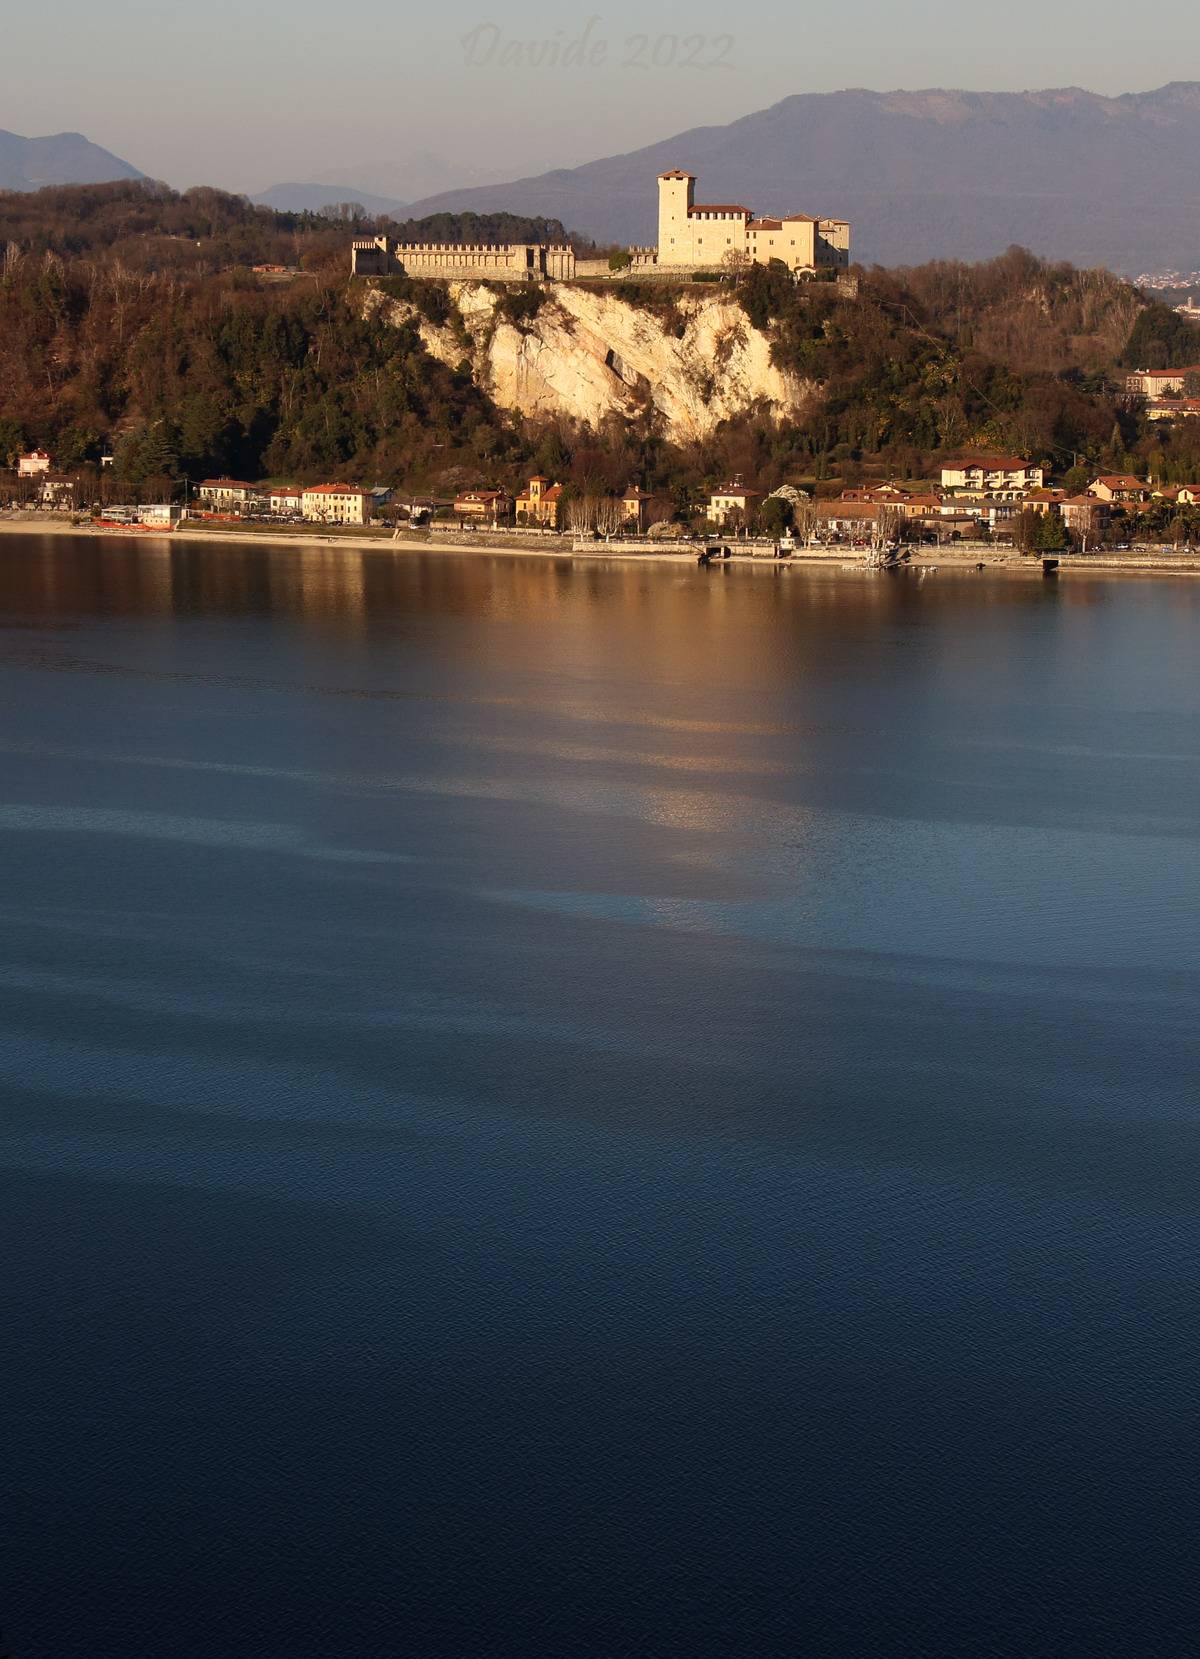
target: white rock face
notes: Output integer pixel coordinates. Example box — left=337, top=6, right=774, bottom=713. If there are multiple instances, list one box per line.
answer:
left=364, top=283, right=815, bottom=444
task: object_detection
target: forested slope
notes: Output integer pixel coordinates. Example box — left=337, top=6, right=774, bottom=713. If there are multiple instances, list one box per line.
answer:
left=3, top=184, right=1199, bottom=499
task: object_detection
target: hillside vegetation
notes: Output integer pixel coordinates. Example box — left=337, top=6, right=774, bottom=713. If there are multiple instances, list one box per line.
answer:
left=729, top=252, right=1175, bottom=483
left=2, top=185, right=1198, bottom=499
left=0, top=180, right=575, bottom=272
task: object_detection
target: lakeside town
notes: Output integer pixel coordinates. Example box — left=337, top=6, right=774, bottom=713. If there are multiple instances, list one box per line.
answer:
left=5, top=169, right=1200, bottom=563
left=7, top=422, right=1200, bottom=556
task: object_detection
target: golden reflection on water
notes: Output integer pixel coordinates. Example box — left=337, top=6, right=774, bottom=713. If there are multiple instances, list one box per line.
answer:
left=464, top=731, right=787, bottom=776
left=5, top=537, right=1198, bottom=751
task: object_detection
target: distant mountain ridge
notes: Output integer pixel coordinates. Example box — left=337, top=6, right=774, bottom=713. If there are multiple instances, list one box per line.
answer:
left=253, top=182, right=411, bottom=217
left=399, top=83, right=1200, bottom=273
left=0, top=129, right=143, bottom=192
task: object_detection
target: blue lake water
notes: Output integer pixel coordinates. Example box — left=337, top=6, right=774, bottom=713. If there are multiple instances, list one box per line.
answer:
left=2, top=537, right=1199, bottom=1657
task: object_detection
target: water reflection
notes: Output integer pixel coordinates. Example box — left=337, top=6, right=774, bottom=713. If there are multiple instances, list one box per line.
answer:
left=3, top=535, right=1200, bottom=1659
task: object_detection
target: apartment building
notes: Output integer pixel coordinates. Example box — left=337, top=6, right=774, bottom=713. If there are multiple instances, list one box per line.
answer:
left=941, top=457, right=1045, bottom=496
left=301, top=484, right=374, bottom=525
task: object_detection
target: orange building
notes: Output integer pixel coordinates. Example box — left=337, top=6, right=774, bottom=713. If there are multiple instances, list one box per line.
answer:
left=515, top=476, right=565, bottom=528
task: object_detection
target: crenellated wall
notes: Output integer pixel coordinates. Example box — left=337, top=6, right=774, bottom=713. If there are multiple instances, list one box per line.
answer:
left=351, top=236, right=577, bottom=283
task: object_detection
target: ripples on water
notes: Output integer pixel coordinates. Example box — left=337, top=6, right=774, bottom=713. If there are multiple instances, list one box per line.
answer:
left=2, top=538, right=1199, bottom=1657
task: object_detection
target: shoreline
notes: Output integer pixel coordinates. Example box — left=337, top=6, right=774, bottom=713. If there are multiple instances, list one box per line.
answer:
left=2, top=515, right=1199, bottom=578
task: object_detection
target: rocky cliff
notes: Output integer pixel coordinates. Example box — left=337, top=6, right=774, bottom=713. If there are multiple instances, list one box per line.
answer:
left=364, top=282, right=814, bottom=444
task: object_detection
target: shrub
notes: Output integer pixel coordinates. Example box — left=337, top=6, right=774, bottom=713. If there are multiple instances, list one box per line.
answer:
left=496, top=286, right=545, bottom=327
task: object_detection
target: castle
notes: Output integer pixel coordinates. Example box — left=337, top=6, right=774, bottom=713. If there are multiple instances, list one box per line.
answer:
left=351, top=171, right=850, bottom=283
left=655, top=170, right=849, bottom=274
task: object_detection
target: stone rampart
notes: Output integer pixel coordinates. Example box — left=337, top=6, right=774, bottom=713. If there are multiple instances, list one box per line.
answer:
left=352, top=236, right=577, bottom=283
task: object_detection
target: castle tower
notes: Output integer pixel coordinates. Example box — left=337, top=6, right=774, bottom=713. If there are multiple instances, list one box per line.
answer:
left=657, top=170, right=695, bottom=266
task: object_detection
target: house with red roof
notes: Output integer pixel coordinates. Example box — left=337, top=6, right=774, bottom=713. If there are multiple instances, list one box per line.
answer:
left=709, top=479, right=762, bottom=526
left=454, top=488, right=514, bottom=524
left=620, top=485, right=652, bottom=533
left=197, top=478, right=257, bottom=511
left=1087, top=474, right=1150, bottom=504
left=301, top=483, right=374, bottom=525
left=1126, top=367, right=1200, bottom=398
left=514, top=476, right=563, bottom=528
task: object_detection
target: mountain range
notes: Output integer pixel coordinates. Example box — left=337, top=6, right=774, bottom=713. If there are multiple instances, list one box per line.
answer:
left=8, top=85, right=1200, bottom=275
left=398, top=83, right=1200, bottom=274
left=0, top=129, right=143, bottom=192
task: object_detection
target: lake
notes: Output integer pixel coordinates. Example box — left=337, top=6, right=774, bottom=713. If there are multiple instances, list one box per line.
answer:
left=2, top=535, right=1199, bottom=1657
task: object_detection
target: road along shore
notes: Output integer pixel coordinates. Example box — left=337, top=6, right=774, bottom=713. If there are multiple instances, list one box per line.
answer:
left=2, top=515, right=1199, bottom=578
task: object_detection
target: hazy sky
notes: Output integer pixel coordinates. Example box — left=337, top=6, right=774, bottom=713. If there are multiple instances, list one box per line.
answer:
left=7, top=0, right=1200, bottom=199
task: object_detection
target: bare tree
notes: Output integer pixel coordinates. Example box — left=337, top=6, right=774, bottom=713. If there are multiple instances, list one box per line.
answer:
left=873, top=504, right=903, bottom=550
left=793, top=500, right=817, bottom=545
left=565, top=495, right=599, bottom=534
left=595, top=496, right=624, bottom=538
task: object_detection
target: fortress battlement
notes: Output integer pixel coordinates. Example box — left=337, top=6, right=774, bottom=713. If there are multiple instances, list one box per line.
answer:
left=351, top=174, right=850, bottom=284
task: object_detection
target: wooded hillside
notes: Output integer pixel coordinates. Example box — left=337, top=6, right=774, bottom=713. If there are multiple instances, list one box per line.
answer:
left=2, top=184, right=1198, bottom=500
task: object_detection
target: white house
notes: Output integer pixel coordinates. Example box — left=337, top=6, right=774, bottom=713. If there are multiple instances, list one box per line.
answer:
left=1126, top=367, right=1200, bottom=397
left=941, top=457, right=1045, bottom=496
left=18, top=450, right=53, bottom=476
left=139, top=504, right=183, bottom=529
left=709, top=481, right=761, bottom=526
left=197, top=478, right=257, bottom=510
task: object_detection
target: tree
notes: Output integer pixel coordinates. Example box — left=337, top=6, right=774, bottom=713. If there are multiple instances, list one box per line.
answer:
left=320, top=202, right=368, bottom=223
left=738, top=261, right=796, bottom=330
left=759, top=496, right=792, bottom=538
left=1035, top=511, right=1067, bottom=551
left=873, top=504, right=903, bottom=549
left=595, top=496, right=624, bottom=536
left=55, top=426, right=103, bottom=471
left=1122, top=303, right=1200, bottom=370
left=1013, top=508, right=1044, bottom=552
left=793, top=500, right=817, bottom=545
left=565, top=495, right=598, bottom=533
left=0, top=419, right=25, bottom=468
left=115, top=425, right=176, bottom=485
left=608, top=251, right=632, bottom=273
